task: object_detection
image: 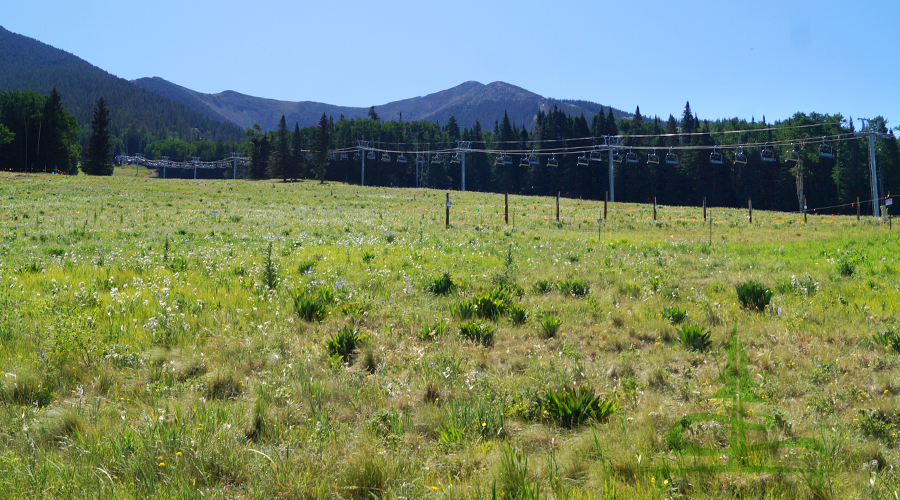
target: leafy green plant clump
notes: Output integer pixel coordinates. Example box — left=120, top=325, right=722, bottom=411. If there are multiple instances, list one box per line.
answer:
left=872, top=331, right=900, bottom=353
left=326, top=326, right=366, bottom=365
left=533, top=279, right=553, bottom=294
left=539, top=314, right=561, bottom=339
left=508, top=305, right=528, bottom=325
left=735, top=280, right=772, bottom=312
left=678, top=324, right=712, bottom=352
left=450, top=299, right=475, bottom=320
left=419, top=321, right=448, bottom=341
left=539, top=386, right=618, bottom=428
left=458, top=322, right=495, bottom=347
left=557, top=279, right=589, bottom=297
left=427, top=272, right=457, bottom=296
left=292, top=289, right=329, bottom=322
left=661, top=305, right=687, bottom=325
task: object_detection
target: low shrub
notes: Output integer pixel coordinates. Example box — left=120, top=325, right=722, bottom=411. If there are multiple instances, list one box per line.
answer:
left=292, top=289, right=328, bottom=322
left=872, top=331, right=900, bottom=353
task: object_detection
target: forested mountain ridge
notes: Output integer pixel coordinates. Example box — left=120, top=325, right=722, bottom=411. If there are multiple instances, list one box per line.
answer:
left=132, top=77, right=631, bottom=131
left=0, top=26, right=243, bottom=142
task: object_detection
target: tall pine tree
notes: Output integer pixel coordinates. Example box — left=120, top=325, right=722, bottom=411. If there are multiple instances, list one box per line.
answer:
left=82, top=97, right=113, bottom=175
left=313, top=112, right=332, bottom=183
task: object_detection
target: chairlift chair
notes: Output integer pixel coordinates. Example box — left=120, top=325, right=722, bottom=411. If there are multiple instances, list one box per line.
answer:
left=734, top=146, right=748, bottom=165
left=665, top=147, right=679, bottom=165
left=500, top=152, right=512, bottom=165
left=589, top=147, right=603, bottom=162
left=327, top=151, right=336, bottom=161
left=397, top=153, right=408, bottom=164
left=612, top=149, right=623, bottom=163
left=761, top=143, right=775, bottom=162
left=519, top=156, right=530, bottom=167
left=339, top=152, right=349, bottom=161
left=380, top=152, right=391, bottom=162
left=528, top=152, right=540, bottom=166
left=577, top=152, right=589, bottom=166
left=709, top=146, right=724, bottom=165
left=547, top=154, right=559, bottom=168
left=305, top=152, right=313, bottom=161
left=625, top=148, right=639, bottom=163
left=786, top=143, right=800, bottom=163
left=818, top=137, right=834, bottom=158
left=367, top=150, right=376, bottom=160
left=416, top=153, right=425, bottom=164
left=450, top=152, right=463, bottom=164
left=647, top=150, right=660, bottom=164
left=431, top=153, right=443, bottom=164
left=353, top=152, right=361, bottom=161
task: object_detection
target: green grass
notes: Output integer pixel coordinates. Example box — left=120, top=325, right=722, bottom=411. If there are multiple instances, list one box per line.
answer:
left=0, top=172, right=898, bottom=498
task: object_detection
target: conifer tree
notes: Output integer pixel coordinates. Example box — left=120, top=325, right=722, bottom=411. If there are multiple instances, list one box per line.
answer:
left=82, top=97, right=113, bottom=175
left=291, top=122, right=303, bottom=181
left=272, top=115, right=290, bottom=181
left=313, top=112, right=332, bottom=183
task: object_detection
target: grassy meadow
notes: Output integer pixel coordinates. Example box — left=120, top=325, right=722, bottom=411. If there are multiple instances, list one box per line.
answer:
left=0, top=169, right=899, bottom=499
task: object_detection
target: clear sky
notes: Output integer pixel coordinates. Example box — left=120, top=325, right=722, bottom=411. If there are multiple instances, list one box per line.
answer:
left=5, top=0, right=899, bottom=126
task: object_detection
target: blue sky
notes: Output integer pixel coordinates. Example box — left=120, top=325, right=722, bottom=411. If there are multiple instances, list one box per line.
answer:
left=5, top=0, right=899, bottom=126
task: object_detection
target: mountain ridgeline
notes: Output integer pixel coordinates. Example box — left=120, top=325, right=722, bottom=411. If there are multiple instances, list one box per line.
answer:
left=0, top=26, right=243, bottom=142
left=132, top=77, right=630, bottom=132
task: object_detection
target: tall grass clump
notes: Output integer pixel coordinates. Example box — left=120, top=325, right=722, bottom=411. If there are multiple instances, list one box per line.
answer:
left=261, top=241, right=278, bottom=290
left=451, top=299, right=475, bottom=320
left=532, top=279, right=553, bottom=294
left=677, top=324, right=712, bottom=352
left=496, top=446, right=541, bottom=500
left=872, top=331, right=900, bottom=353
left=508, top=305, right=528, bottom=325
left=735, top=280, right=772, bottom=312
left=419, top=320, right=449, bottom=341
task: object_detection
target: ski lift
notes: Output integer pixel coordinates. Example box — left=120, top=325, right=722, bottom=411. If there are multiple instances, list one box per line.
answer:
left=327, top=151, right=336, bottom=161
left=734, top=146, right=748, bottom=165
left=500, top=152, right=512, bottom=165
left=625, top=148, right=639, bottom=163
left=353, top=152, right=361, bottom=161
left=519, top=155, right=530, bottom=167
left=305, top=151, right=313, bottom=161
left=397, top=153, right=408, bottom=164
left=818, top=137, right=833, bottom=158
left=611, top=149, right=623, bottom=163
left=547, top=154, right=559, bottom=168
left=339, top=152, right=349, bottom=161
left=665, top=147, right=679, bottom=165
left=577, top=152, right=589, bottom=166
left=450, top=152, right=463, bottom=164
left=528, top=152, right=540, bottom=166
left=367, top=149, right=376, bottom=160
left=647, top=150, right=660, bottom=164
left=589, top=147, right=603, bottom=162
left=415, top=153, right=425, bottom=164
left=760, top=143, right=775, bottom=162
left=431, top=153, right=443, bottom=164
left=709, top=146, right=724, bottom=165
left=785, top=143, right=800, bottom=163
left=380, top=152, right=391, bottom=162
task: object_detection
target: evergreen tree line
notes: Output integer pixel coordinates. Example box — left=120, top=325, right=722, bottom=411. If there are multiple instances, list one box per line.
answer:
left=236, top=104, right=899, bottom=213
left=0, top=89, right=81, bottom=174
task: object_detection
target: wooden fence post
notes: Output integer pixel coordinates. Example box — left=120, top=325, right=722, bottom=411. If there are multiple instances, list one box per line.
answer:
left=703, top=197, right=707, bottom=221
left=445, top=193, right=450, bottom=227
left=653, top=197, right=657, bottom=221
left=504, top=192, right=508, bottom=224
left=857, top=196, right=860, bottom=221
left=803, top=196, right=808, bottom=224
left=556, top=191, right=560, bottom=222
left=604, top=191, right=608, bottom=220
left=748, top=197, right=753, bottom=224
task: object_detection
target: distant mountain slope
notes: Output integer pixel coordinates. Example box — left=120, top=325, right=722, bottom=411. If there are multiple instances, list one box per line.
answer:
left=0, top=26, right=243, bottom=141
left=133, top=78, right=631, bottom=131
